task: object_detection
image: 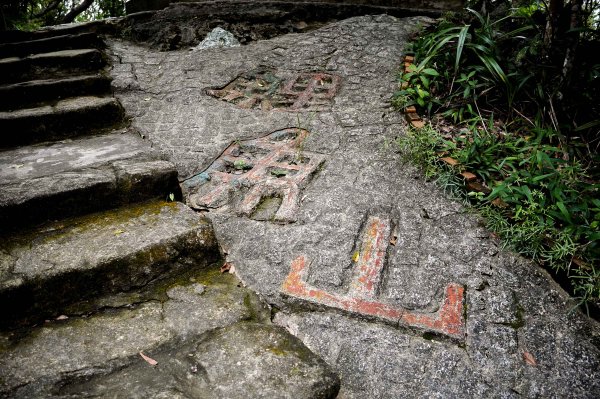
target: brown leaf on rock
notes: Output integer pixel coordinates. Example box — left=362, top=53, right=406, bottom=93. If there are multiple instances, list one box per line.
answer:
left=220, top=262, right=233, bottom=273
left=139, top=351, right=158, bottom=366
left=523, top=351, right=537, bottom=366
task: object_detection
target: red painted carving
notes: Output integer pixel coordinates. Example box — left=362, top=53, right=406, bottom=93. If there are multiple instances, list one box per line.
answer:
left=281, top=217, right=465, bottom=340
left=207, top=69, right=341, bottom=111
left=182, top=128, right=325, bottom=223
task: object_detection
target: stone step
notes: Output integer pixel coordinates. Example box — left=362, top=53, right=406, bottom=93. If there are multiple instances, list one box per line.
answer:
left=0, top=48, right=106, bottom=84
left=0, top=96, right=124, bottom=148
left=56, top=322, right=340, bottom=399
left=0, top=32, right=104, bottom=59
left=0, top=201, right=221, bottom=331
left=0, top=74, right=112, bottom=111
left=0, top=259, right=276, bottom=396
left=0, top=20, right=107, bottom=44
left=0, top=132, right=178, bottom=231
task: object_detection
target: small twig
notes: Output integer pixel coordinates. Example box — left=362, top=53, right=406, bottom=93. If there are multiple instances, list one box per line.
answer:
left=547, top=95, right=560, bottom=132
left=474, top=97, right=490, bottom=135
left=513, top=107, right=535, bottom=127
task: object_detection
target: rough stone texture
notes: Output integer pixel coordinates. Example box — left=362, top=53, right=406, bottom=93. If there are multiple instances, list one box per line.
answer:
left=118, top=1, right=449, bottom=51
left=0, top=48, right=105, bottom=84
left=0, top=32, right=104, bottom=58
left=0, top=272, right=271, bottom=397
left=194, top=27, right=240, bottom=50
left=0, top=96, right=124, bottom=148
left=181, top=128, right=326, bottom=223
left=0, top=132, right=179, bottom=229
left=0, top=74, right=112, bottom=111
left=206, top=68, right=341, bottom=111
left=57, top=322, right=340, bottom=399
left=109, top=13, right=600, bottom=397
left=0, top=201, right=219, bottom=328
left=125, top=0, right=463, bottom=16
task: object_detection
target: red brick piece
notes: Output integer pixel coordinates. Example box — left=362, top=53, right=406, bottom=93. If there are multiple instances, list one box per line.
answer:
left=440, top=157, right=459, bottom=167
left=466, top=180, right=491, bottom=194
left=460, top=171, right=477, bottom=181
left=406, top=112, right=421, bottom=122
left=411, top=120, right=425, bottom=129
left=281, top=216, right=466, bottom=341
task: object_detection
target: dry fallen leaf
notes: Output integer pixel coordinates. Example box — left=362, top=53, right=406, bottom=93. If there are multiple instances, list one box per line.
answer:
left=390, top=235, right=398, bottom=246
left=523, top=351, right=537, bottom=366
left=113, top=229, right=125, bottom=236
left=139, top=351, right=158, bottom=366
left=352, top=251, right=360, bottom=262
left=220, top=262, right=233, bottom=273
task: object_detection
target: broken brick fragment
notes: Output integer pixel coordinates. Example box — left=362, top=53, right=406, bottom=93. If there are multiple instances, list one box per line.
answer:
left=466, top=181, right=491, bottom=194
left=460, top=171, right=477, bottom=181
left=440, top=157, right=459, bottom=167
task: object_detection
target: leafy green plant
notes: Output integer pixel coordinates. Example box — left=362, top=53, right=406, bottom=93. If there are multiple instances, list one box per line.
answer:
left=394, top=64, right=440, bottom=112
left=396, top=122, right=600, bottom=309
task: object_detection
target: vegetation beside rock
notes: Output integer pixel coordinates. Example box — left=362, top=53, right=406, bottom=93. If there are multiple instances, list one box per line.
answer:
left=394, top=0, right=600, bottom=312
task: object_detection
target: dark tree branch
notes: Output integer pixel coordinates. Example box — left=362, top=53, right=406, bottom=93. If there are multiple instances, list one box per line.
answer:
left=62, top=0, right=94, bottom=23
left=33, top=0, right=62, bottom=18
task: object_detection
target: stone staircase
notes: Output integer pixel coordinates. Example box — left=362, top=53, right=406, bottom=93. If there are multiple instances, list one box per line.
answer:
left=0, top=24, right=338, bottom=398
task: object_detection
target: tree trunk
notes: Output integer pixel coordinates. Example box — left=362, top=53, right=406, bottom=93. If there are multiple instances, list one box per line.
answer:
left=62, top=0, right=94, bottom=23
left=544, top=0, right=563, bottom=53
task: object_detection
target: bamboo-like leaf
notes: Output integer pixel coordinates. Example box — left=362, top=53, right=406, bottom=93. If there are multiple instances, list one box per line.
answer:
left=466, top=8, right=486, bottom=25
left=574, top=120, right=600, bottom=131
left=477, top=53, right=507, bottom=83
left=557, top=201, right=574, bottom=224
left=455, top=25, right=470, bottom=72
left=421, top=68, right=439, bottom=76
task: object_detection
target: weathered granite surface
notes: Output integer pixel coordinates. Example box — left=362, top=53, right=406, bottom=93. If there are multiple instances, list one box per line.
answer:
left=57, top=322, right=340, bottom=399
left=108, top=13, right=600, bottom=397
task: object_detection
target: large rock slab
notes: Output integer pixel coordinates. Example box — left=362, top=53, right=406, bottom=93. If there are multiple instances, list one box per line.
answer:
left=0, top=201, right=219, bottom=328
left=109, top=14, right=600, bottom=397
left=56, top=322, right=340, bottom=399
left=0, top=271, right=272, bottom=397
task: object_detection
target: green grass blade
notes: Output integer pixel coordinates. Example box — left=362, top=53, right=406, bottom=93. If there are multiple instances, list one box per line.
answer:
left=455, top=25, right=470, bottom=73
